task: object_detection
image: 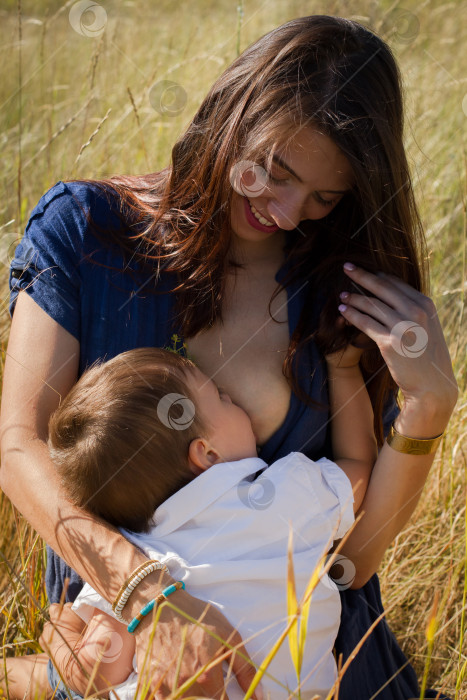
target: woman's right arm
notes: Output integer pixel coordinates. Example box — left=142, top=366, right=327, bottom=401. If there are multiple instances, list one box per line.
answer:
left=0, top=292, right=259, bottom=699
left=0, top=291, right=142, bottom=600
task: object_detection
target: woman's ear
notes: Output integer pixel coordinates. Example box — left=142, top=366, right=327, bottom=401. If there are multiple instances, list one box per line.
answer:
left=187, top=438, right=220, bottom=475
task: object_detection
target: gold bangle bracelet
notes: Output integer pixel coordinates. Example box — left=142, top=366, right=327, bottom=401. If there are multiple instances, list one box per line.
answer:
left=386, top=421, right=444, bottom=455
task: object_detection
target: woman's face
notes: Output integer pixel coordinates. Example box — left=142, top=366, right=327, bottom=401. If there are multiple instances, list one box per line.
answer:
left=230, top=125, right=354, bottom=243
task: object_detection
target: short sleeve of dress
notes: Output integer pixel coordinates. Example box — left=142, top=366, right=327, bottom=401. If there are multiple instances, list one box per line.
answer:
left=8, top=181, right=88, bottom=341
left=315, top=456, right=355, bottom=540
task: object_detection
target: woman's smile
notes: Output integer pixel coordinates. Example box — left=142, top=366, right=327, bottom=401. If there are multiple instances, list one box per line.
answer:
left=243, top=195, right=280, bottom=233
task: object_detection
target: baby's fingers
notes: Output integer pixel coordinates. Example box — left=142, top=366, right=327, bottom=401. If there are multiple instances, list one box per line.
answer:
left=48, top=603, right=67, bottom=620
left=49, top=602, right=85, bottom=633
left=39, top=621, right=55, bottom=650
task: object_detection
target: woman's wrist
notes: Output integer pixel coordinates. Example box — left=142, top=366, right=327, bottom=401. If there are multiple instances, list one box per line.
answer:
left=113, top=560, right=170, bottom=621
left=395, top=393, right=456, bottom=439
left=119, top=567, right=177, bottom=623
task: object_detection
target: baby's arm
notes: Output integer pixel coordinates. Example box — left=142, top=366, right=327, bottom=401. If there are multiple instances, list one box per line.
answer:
left=325, top=343, right=378, bottom=512
left=40, top=603, right=135, bottom=698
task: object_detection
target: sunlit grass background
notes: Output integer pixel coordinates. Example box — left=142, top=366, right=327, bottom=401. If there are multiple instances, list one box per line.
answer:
left=0, top=0, right=466, bottom=697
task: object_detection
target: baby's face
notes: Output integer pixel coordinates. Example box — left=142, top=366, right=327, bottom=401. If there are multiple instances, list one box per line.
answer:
left=185, top=366, right=258, bottom=463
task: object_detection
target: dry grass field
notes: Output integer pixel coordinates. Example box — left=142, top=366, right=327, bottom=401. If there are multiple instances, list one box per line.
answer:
left=0, top=0, right=466, bottom=698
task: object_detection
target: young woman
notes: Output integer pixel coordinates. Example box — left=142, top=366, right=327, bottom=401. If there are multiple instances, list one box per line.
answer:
left=0, top=14, right=457, bottom=699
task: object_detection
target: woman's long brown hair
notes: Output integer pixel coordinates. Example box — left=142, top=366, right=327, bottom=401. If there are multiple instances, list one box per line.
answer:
left=69, top=15, right=428, bottom=447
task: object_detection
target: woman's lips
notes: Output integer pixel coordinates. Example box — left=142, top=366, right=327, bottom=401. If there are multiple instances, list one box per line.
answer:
left=243, top=196, right=280, bottom=232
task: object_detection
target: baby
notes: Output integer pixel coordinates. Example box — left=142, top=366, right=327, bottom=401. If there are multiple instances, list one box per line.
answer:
left=3, top=344, right=376, bottom=700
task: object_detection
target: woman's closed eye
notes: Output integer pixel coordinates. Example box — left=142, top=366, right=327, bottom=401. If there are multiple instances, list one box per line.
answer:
left=266, top=171, right=339, bottom=207
left=314, top=193, right=338, bottom=207
left=267, top=173, right=289, bottom=186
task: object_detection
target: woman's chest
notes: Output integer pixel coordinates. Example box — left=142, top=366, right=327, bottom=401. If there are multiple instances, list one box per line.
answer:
left=79, top=261, right=330, bottom=459
left=185, top=273, right=293, bottom=446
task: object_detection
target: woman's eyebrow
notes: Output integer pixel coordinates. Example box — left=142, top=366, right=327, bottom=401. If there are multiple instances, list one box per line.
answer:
left=271, top=154, right=304, bottom=181
left=271, top=154, right=350, bottom=194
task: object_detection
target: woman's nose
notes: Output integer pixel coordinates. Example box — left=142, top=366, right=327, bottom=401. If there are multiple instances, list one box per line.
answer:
left=267, top=199, right=304, bottom=230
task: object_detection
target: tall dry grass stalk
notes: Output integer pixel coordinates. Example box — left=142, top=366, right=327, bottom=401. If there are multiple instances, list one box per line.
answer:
left=0, top=0, right=466, bottom=697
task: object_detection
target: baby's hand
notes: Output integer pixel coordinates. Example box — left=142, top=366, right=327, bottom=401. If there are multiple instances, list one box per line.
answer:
left=39, top=602, right=85, bottom=656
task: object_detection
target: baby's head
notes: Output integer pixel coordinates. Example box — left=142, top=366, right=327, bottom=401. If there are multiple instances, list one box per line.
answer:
left=48, top=348, right=257, bottom=532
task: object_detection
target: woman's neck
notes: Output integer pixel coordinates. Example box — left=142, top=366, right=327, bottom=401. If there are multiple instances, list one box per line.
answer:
left=228, top=230, right=287, bottom=268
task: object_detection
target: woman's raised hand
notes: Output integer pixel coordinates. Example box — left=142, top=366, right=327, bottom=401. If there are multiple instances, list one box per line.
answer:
left=338, top=263, right=458, bottom=424
left=133, top=589, right=261, bottom=700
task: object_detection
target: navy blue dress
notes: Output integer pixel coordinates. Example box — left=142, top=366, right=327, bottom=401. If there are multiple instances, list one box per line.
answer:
left=9, top=180, right=447, bottom=699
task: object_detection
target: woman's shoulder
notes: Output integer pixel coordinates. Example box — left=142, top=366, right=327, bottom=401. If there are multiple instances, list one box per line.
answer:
left=32, top=177, right=117, bottom=207
left=9, top=179, right=159, bottom=343
left=25, top=179, right=122, bottom=243
left=14, top=179, right=132, bottom=279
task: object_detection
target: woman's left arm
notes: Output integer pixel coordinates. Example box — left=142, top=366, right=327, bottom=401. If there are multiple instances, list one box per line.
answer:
left=336, top=264, right=459, bottom=588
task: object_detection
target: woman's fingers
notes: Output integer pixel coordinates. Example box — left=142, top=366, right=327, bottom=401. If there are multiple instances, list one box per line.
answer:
left=343, top=263, right=427, bottom=312
left=155, top=683, right=230, bottom=700
left=339, top=263, right=458, bottom=413
left=377, top=270, right=434, bottom=305
left=338, top=300, right=387, bottom=343
left=340, top=263, right=433, bottom=344
left=134, top=593, right=263, bottom=700
left=229, top=637, right=261, bottom=699
left=151, top=661, right=228, bottom=699
left=339, top=293, right=399, bottom=330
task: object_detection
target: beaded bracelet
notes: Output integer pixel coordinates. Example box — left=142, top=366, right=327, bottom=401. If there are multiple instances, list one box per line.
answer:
left=127, top=581, right=186, bottom=634
left=112, top=560, right=170, bottom=623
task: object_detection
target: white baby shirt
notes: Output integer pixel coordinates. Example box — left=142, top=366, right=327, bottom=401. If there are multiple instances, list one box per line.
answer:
left=72, top=451, right=355, bottom=700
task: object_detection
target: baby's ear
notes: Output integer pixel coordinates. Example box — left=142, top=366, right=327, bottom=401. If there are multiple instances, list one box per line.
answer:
left=188, top=438, right=219, bottom=475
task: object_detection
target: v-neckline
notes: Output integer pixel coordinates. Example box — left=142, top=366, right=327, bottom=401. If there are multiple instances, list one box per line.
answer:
left=256, top=246, right=309, bottom=456
left=166, top=229, right=310, bottom=456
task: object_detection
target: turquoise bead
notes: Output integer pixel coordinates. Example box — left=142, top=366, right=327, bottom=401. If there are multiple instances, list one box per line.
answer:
left=127, top=581, right=186, bottom=634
